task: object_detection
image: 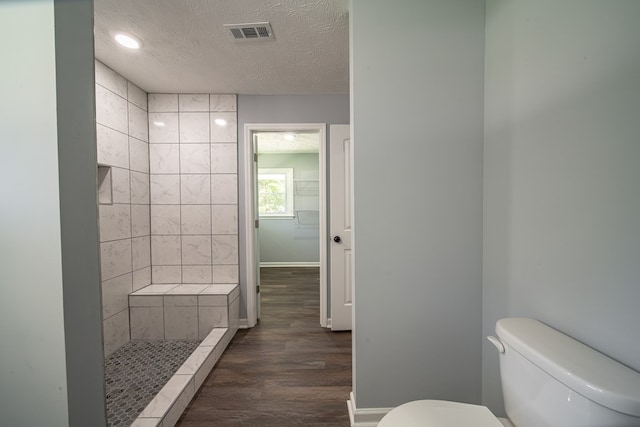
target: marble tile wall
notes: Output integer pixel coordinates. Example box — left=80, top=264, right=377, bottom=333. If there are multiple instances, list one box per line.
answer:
left=95, top=61, right=239, bottom=356
left=96, top=61, right=151, bottom=357
left=148, top=94, right=239, bottom=286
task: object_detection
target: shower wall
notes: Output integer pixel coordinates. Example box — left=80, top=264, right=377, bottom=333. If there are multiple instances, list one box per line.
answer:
left=95, top=61, right=151, bottom=357
left=147, top=94, right=238, bottom=285
left=95, top=60, right=240, bottom=357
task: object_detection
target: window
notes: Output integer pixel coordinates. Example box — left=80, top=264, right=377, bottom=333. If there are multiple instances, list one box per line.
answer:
left=258, top=168, right=294, bottom=217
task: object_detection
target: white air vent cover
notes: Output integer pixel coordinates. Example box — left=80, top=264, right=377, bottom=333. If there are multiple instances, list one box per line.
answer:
left=225, top=22, right=274, bottom=41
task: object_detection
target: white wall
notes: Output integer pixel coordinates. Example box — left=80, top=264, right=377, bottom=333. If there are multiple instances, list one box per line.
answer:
left=351, top=0, right=485, bottom=408
left=0, top=0, right=105, bottom=425
left=483, top=0, right=640, bottom=414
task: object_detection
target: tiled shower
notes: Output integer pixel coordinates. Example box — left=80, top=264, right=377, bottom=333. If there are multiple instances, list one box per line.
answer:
left=95, top=60, right=239, bottom=358
left=96, top=60, right=152, bottom=356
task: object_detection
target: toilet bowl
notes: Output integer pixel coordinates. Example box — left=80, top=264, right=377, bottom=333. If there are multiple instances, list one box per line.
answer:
left=377, top=400, right=512, bottom=427
left=377, top=318, right=640, bottom=427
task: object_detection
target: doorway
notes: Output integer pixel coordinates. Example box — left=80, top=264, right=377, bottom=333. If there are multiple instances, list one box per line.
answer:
left=243, top=123, right=327, bottom=328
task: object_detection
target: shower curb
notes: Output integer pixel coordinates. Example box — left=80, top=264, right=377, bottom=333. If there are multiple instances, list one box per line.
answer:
left=130, top=326, right=235, bottom=427
left=127, top=283, right=240, bottom=427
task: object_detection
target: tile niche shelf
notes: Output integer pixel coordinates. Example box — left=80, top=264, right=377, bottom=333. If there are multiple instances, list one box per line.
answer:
left=97, top=165, right=112, bottom=205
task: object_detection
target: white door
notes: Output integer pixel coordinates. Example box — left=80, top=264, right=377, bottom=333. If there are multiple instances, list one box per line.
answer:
left=330, top=125, right=352, bottom=331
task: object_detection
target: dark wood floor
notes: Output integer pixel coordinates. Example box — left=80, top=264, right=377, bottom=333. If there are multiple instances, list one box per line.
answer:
left=177, top=267, right=352, bottom=426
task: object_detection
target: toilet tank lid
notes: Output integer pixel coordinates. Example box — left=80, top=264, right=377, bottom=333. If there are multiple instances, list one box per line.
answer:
left=496, top=318, right=640, bottom=417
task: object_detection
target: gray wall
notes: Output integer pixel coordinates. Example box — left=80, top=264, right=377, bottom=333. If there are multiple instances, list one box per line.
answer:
left=0, top=0, right=106, bottom=425
left=258, top=153, right=320, bottom=264
left=238, top=95, right=349, bottom=317
left=351, top=0, right=485, bottom=409
left=483, top=0, right=640, bottom=415
left=56, top=1, right=107, bottom=425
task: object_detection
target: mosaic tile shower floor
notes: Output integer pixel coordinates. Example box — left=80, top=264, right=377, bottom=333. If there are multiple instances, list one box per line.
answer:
left=105, top=340, right=201, bottom=426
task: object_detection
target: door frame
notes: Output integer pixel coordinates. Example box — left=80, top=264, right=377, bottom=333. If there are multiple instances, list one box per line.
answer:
left=243, top=123, right=328, bottom=328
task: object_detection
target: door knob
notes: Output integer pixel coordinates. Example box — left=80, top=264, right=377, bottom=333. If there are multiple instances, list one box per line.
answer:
left=333, top=236, right=341, bottom=243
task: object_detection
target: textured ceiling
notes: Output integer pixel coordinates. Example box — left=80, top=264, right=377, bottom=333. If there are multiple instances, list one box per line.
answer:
left=256, top=132, right=320, bottom=154
left=94, top=0, right=349, bottom=95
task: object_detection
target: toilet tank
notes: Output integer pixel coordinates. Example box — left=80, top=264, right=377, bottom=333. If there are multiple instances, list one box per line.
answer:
left=494, top=318, right=640, bottom=427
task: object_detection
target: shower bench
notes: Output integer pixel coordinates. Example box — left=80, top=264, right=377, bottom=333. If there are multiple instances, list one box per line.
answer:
left=127, top=283, right=239, bottom=426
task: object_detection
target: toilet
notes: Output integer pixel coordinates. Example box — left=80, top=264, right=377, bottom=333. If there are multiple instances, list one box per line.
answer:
left=378, top=318, right=640, bottom=427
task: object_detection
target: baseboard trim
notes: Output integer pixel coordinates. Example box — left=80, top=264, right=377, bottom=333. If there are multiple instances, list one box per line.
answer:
left=347, top=392, right=392, bottom=427
left=260, top=262, right=320, bottom=268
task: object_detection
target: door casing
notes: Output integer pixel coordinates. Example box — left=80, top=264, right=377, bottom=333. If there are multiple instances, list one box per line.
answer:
left=243, top=123, right=328, bottom=328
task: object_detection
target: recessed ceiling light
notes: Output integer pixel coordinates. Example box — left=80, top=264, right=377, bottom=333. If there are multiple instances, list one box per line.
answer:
left=114, top=33, right=141, bottom=49
left=284, top=133, right=295, bottom=141
left=214, top=118, right=227, bottom=127
left=153, top=121, right=165, bottom=127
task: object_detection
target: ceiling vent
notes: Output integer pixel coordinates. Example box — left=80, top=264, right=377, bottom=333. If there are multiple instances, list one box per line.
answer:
left=225, top=22, right=274, bottom=41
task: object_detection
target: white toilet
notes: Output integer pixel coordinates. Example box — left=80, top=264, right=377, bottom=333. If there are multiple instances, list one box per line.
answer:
left=378, top=318, right=640, bottom=426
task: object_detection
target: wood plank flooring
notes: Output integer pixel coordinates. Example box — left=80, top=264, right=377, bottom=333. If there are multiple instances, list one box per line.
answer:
left=177, top=267, right=352, bottom=426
